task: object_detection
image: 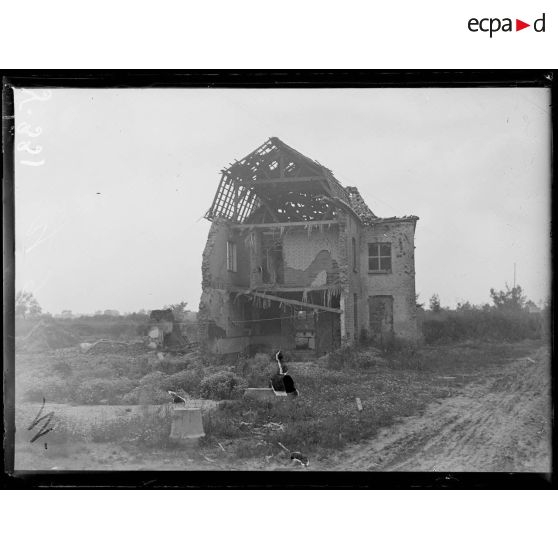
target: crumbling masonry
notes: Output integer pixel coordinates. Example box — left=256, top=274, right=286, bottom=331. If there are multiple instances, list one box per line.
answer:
left=198, top=137, right=419, bottom=356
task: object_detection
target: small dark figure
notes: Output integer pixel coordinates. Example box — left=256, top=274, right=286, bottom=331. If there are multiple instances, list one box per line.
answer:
left=273, top=350, right=299, bottom=397
left=269, top=372, right=285, bottom=392
left=282, top=371, right=298, bottom=397
left=290, top=451, right=309, bottom=467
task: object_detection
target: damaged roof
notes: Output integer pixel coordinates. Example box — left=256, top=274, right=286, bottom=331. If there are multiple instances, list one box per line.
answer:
left=205, top=137, right=362, bottom=224
left=205, top=137, right=417, bottom=226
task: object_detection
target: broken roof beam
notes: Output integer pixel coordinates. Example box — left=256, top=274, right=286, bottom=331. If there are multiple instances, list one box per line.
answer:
left=228, top=288, right=342, bottom=314
left=256, top=195, right=280, bottom=223
left=230, top=219, right=338, bottom=229
left=237, top=176, right=329, bottom=185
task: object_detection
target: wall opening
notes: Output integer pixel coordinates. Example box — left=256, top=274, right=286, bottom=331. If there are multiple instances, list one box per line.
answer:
left=368, top=295, right=394, bottom=343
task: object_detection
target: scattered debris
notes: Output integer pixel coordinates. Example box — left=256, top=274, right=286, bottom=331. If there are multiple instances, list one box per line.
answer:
left=277, top=441, right=290, bottom=453
left=290, top=451, right=310, bottom=468
left=261, top=422, right=284, bottom=431
left=217, top=442, right=226, bottom=452
left=356, top=397, right=363, bottom=412
left=202, top=455, right=216, bottom=463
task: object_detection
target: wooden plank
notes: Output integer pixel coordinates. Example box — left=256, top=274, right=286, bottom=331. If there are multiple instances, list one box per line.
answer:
left=253, top=285, right=340, bottom=293
left=228, top=288, right=342, bottom=314
left=231, top=219, right=338, bottom=230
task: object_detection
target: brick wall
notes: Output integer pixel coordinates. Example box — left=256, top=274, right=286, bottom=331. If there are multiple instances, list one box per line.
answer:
left=360, top=220, right=418, bottom=341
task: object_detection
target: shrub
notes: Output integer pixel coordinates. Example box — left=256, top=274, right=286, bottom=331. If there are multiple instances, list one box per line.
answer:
left=422, top=307, right=543, bottom=344
left=52, top=360, right=73, bottom=378
left=199, top=370, right=247, bottom=400
left=326, top=346, right=357, bottom=370
left=236, top=353, right=276, bottom=387
left=159, top=357, right=190, bottom=374
left=164, top=368, right=203, bottom=397
left=121, top=386, right=170, bottom=405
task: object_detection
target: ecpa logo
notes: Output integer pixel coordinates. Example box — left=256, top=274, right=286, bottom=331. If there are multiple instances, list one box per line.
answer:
left=468, top=13, right=546, bottom=37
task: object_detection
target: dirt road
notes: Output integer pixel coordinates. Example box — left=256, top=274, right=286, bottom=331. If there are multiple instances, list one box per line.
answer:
left=320, top=347, right=551, bottom=472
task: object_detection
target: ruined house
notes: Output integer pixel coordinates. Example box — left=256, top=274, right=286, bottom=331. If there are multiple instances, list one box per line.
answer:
left=198, top=137, right=419, bottom=356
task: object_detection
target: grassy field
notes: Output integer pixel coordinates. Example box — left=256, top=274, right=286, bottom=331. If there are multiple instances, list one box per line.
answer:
left=200, top=339, right=544, bottom=462
left=13, top=338, right=545, bottom=470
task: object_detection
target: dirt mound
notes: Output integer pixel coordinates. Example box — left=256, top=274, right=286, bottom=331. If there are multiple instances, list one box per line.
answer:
left=86, top=340, right=147, bottom=355
left=20, top=320, right=79, bottom=352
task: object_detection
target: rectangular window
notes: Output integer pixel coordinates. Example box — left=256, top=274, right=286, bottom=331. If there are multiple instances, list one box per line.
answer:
left=368, top=243, right=391, bottom=273
left=226, top=241, right=237, bottom=272
left=352, top=237, right=357, bottom=272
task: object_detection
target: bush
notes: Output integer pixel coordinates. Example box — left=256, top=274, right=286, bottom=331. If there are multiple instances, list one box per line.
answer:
left=200, top=370, right=247, bottom=400
left=121, top=386, right=170, bottom=405
left=422, top=307, right=543, bottom=344
left=114, top=371, right=172, bottom=404
left=52, top=360, right=73, bottom=378
left=164, top=368, right=203, bottom=397
left=236, top=353, right=276, bottom=387
left=158, top=357, right=190, bottom=375
left=326, top=346, right=357, bottom=370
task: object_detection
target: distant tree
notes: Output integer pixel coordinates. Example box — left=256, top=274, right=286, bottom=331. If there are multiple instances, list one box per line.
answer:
left=104, top=309, right=120, bottom=317
left=15, top=291, right=42, bottom=319
left=429, top=293, right=441, bottom=313
left=456, top=300, right=475, bottom=311
left=489, top=284, right=526, bottom=312
left=164, top=301, right=188, bottom=321
left=415, top=293, right=424, bottom=310
left=61, top=310, right=73, bottom=319
left=165, top=301, right=188, bottom=313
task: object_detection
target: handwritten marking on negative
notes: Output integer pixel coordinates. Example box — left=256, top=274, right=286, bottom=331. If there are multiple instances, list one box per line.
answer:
left=27, top=397, right=57, bottom=443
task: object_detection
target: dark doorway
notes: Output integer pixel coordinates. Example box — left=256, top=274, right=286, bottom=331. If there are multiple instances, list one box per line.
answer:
left=368, top=295, right=394, bottom=343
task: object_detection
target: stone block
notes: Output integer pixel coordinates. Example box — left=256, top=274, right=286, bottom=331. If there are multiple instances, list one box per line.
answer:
left=169, top=407, right=205, bottom=444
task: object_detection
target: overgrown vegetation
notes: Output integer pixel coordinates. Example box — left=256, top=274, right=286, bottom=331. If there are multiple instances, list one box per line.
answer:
left=202, top=339, right=541, bottom=460
left=14, top=285, right=549, bottom=463
left=421, top=285, right=548, bottom=344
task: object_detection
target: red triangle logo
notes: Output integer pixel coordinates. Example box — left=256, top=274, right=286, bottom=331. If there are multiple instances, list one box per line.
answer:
left=516, top=19, right=530, bottom=31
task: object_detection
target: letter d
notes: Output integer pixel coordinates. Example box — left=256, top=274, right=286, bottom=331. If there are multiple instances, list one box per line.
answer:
left=534, top=13, right=545, bottom=32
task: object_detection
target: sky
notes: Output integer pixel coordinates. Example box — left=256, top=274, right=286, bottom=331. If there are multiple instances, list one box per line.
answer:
left=13, top=87, right=551, bottom=314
